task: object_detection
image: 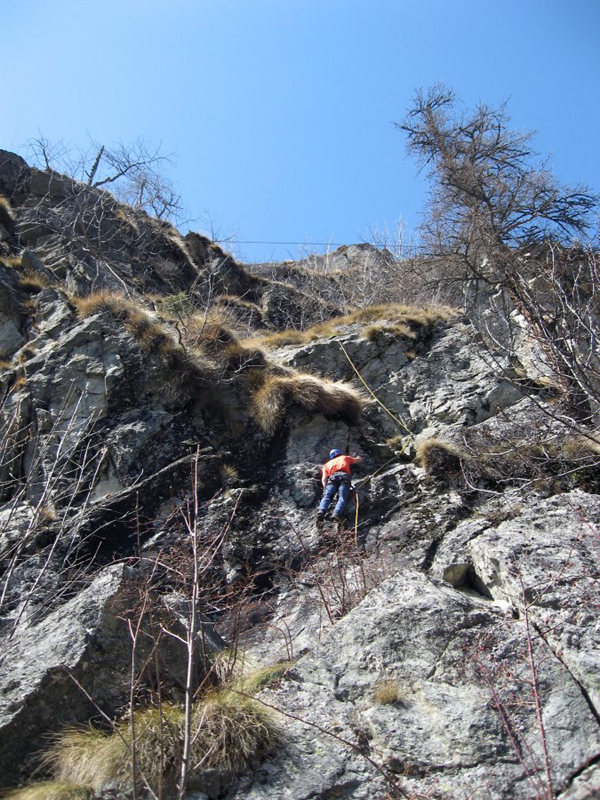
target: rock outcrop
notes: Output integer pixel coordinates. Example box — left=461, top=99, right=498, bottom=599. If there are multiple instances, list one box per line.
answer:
left=0, top=151, right=598, bottom=798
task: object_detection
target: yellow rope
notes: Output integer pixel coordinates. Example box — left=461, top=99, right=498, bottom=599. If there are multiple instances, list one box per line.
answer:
left=353, top=489, right=360, bottom=548
left=336, top=338, right=415, bottom=543
left=338, top=340, right=411, bottom=434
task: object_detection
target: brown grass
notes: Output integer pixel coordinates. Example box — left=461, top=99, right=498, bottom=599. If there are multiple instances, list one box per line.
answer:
left=124, top=310, right=178, bottom=356
left=220, top=463, right=239, bottom=483
left=41, top=725, right=124, bottom=789
left=191, top=690, right=279, bottom=773
left=193, top=322, right=239, bottom=355
left=233, top=662, right=293, bottom=695
left=39, top=693, right=278, bottom=795
left=18, top=275, right=50, bottom=294
left=216, top=295, right=262, bottom=313
left=224, top=342, right=267, bottom=373
left=71, top=292, right=137, bottom=319
left=0, top=196, right=14, bottom=224
left=10, top=375, right=27, bottom=392
left=416, top=438, right=466, bottom=476
left=0, top=256, right=23, bottom=269
left=248, top=302, right=457, bottom=349
left=71, top=292, right=219, bottom=401
left=251, top=371, right=366, bottom=433
left=373, top=679, right=405, bottom=706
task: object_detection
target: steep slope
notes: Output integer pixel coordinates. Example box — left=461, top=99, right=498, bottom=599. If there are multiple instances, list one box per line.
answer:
left=0, top=152, right=598, bottom=799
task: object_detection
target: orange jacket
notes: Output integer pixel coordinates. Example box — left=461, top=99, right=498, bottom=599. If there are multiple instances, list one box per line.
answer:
left=321, top=455, right=359, bottom=487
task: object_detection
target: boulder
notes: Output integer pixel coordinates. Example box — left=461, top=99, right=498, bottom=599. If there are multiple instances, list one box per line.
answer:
left=0, top=563, right=215, bottom=787
left=433, top=490, right=600, bottom=712
left=226, top=569, right=600, bottom=798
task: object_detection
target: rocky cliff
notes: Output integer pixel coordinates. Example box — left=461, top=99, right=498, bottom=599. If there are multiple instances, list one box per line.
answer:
left=0, top=150, right=598, bottom=799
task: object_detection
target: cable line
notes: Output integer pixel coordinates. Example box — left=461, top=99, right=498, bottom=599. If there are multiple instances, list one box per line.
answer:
left=215, top=239, right=391, bottom=248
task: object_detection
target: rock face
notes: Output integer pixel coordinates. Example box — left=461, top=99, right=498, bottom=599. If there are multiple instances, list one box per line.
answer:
left=0, top=152, right=599, bottom=798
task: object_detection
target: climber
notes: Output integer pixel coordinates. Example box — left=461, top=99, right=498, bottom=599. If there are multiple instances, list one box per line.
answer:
left=316, top=448, right=361, bottom=526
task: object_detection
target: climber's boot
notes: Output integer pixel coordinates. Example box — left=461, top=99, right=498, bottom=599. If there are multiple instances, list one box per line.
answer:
left=332, top=512, right=345, bottom=530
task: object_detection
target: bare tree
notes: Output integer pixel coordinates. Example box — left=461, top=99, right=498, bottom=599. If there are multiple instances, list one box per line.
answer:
left=27, top=135, right=183, bottom=222
left=399, top=86, right=597, bottom=273
left=399, top=85, right=600, bottom=418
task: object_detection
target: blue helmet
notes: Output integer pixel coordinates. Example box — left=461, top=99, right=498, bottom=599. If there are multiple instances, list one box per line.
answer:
left=329, top=448, right=342, bottom=459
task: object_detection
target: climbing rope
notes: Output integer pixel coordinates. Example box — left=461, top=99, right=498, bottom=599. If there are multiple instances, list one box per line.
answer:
left=338, top=340, right=412, bottom=435
left=337, top=339, right=414, bottom=544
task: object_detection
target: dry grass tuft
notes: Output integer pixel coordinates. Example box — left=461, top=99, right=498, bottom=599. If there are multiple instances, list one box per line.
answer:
left=216, top=295, right=262, bottom=313
left=190, top=321, right=240, bottom=355
left=416, top=438, right=466, bottom=476
left=0, top=196, right=14, bottom=224
left=249, top=302, right=457, bottom=349
left=124, top=310, right=178, bottom=356
left=224, top=342, right=267, bottom=373
left=2, top=782, right=93, bottom=800
left=386, top=434, right=410, bottom=453
left=118, top=704, right=185, bottom=790
left=0, top=256, right=23, bottom=269
left=562, top=432, right=600, bottom=458
left=220, top=463, right=239, bottom=484
left=192, top=690, right=279, bottom=773
left=234, top=662, right=292, bottom=695
left=39, top=694, right=278, bottom=795
left=42, top=725, right=125, bottom=788
left=251, top=372, right=365, bottom=433
left=18, top=274, right=50, bottom=294
left=10, top=375, right=27, bottom=392
left=71, top=292, right=136, bottom=319
left=373, top=679, right=405, bottom=706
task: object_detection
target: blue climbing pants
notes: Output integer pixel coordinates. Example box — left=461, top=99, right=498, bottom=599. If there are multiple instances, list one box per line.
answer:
left=319, top=473, right=351, bottom=517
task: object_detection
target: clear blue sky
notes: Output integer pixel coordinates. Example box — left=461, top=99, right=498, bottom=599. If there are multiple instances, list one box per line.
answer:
left=1, top=0, right=599, bottom=263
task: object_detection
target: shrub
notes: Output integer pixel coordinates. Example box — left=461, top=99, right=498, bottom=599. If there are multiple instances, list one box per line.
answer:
left=153, top=291, right=193, bottom=319
left=251, top=372, right=365, bottom=433
left=474, top=435, right=600, bottom=491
